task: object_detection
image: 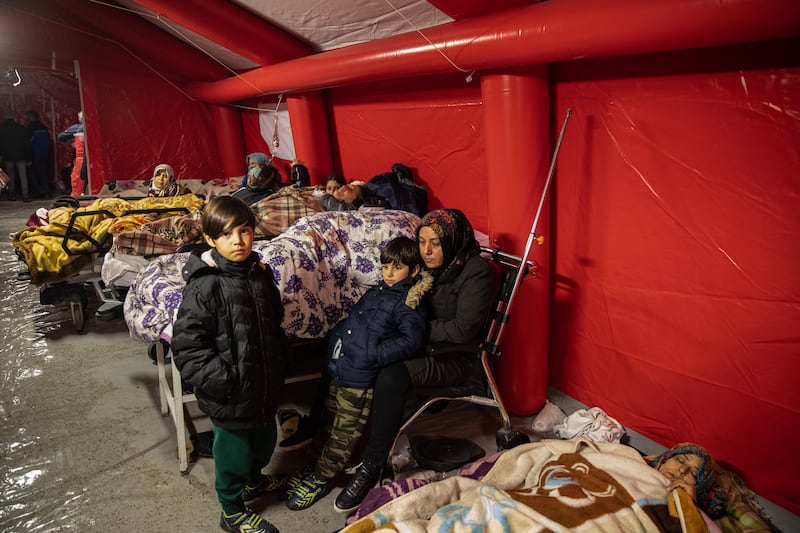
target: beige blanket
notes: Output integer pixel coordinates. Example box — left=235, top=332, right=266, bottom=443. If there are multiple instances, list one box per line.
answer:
left=343, top=438, right=689, bottom=533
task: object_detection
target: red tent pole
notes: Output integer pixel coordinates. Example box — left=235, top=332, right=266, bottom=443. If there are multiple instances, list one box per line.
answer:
left=210, top=105, right=246, bottom=179
left=286, top=92, right=334, bottom=185
left=482, top=67, right=550, bottom=414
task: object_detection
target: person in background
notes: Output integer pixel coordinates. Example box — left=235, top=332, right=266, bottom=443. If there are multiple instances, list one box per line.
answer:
left=232, top=163, right=280, bottom=205
left=0, top=109, right=33, bottom=202
left=334, top=208, right=496, bottom=514
left=279, top=236, right=432, bottom=511
left=238, top=152, right=271, bottom=188
left=290, top=159, right=311, bottom=187
left=57, top=113, right=87, bottom=197
left=320, top=180, right=389, bottom=211
left=24, top=110, right=52, bottom=199
left=324, top=174, right=346, bottom=195
left=147, top=163, right=186, bottom=197
left=171, top=196, right=288, bottom=533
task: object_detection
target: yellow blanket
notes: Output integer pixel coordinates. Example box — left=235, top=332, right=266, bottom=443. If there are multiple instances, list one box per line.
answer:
left=12, top=195, right=204, bottom=285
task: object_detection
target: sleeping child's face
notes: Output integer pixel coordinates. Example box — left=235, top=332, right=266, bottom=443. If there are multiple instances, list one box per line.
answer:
left=204, top=222, right=254, bottom=263
left=153, top=170, right=171, bottom=192
left=381, top=261, right=420, bottom=287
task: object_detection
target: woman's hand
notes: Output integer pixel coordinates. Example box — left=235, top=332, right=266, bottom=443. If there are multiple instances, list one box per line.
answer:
left=667, top=479, right=697, bottom=500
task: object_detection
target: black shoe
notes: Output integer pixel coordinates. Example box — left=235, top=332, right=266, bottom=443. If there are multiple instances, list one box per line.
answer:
left=333, top=462, right=381, bottom=514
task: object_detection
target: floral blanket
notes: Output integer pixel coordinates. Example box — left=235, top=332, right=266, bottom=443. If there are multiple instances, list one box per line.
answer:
left=123, top=209, right=420, bottom=343
left=343, top=438, right=690, bottom=533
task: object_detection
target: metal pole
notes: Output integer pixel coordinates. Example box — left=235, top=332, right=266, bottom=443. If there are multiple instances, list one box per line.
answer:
left=489, top=107, right=572, bottom=349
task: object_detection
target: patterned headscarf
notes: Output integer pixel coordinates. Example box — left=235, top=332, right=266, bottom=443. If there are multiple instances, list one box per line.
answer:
left=416, top=208, right=480, bottom=284
left=148, top=163, right=180, bottom=197
left=246, top=152, right=269, bottom=166
left=246, top=164, right=279, bottom=192
left=648, top=442, right=725, bottom=515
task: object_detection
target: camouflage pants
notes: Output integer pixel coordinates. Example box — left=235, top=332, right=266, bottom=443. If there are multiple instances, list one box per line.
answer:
left=310, top=382, right=373, bottom=480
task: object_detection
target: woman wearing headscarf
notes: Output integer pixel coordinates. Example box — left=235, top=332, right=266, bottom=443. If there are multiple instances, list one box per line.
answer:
left=238, top=152, right=270, bottom=188
left=148, top=163, right=182, bottom=197
left=232, top=163, right=280, bottom=205
left=647, top=443, right=775, bottom=531
left=334, top=208, right=496, bottom=513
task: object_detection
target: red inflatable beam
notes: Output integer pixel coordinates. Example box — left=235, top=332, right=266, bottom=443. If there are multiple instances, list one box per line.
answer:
left=186, top=0, right=800, bottom=102
left=132, top=0, right=311, bottom=65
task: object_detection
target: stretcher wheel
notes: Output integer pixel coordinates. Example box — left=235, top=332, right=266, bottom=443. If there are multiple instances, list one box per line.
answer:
left=496, top=427, right=530, bottom=450
left=69, top=297, right=88, bottom=333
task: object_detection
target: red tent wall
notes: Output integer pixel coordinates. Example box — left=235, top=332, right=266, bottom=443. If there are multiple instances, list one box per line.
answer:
left=1, top=5, right=227, bottom=192
left=328, top=75, right=488, bottom=230
left=550, top=39, right=800, bottom=514
left=80, top=61, right=222, bottom=191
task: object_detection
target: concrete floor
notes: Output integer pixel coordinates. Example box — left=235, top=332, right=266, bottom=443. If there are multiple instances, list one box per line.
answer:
left=0, top=199, right=536, bottom=532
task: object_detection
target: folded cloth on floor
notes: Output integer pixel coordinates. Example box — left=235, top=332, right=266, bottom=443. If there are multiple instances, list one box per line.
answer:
left=553, top=406, right=625, bottom=443
left=532, top=400, right=567, bottom=434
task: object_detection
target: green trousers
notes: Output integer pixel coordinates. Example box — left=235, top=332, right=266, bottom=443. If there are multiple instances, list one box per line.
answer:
left=211, top=420, right=277, bottom=514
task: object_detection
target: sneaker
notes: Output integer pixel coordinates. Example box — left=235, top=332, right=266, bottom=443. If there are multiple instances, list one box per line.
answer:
left=285, top=473, right=332, bottom=510
left=219, top=510, right=279, bottom=533
left=242, top=473, right=292, bottom=502
left=243, top=462, right=314, bottom=502
left=333, top=463, right=381, bottom=514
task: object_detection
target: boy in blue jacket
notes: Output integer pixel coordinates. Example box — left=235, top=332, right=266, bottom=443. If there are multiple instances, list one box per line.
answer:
left=283, top=236, right=432, bottom=511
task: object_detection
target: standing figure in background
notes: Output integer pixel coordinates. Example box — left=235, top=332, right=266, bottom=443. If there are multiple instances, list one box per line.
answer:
left=0, top=109, right=32, bottom=202
left=71, top=126, right=87, bottom=197
left=24, top=110, right=52, bottom=199
left=57, top=114, right=87, bottom=197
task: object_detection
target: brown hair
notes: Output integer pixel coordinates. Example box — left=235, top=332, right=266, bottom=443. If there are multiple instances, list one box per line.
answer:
left=380, top=236, right=422, bottom=271
left=201, top=196, right=256, bottom=239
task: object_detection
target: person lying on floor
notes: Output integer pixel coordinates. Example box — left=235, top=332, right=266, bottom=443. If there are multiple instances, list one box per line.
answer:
left=647, top=442, right=776, bottom=532
left=243, top=236, right=433, bottom=511
left=319, top=180, right=388, bottom=211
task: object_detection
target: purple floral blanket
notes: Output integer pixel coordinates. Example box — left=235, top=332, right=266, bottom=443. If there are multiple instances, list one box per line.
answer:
left=123, top=209, right=420, bottom=343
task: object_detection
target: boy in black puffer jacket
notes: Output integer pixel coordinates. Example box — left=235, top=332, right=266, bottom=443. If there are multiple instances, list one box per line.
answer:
left=283, top=236, right=432, bottom=511
left=172, top=196, right=287, bottom=533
